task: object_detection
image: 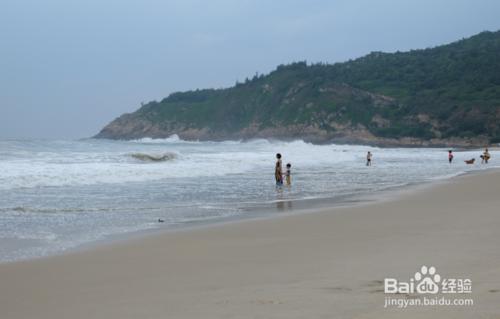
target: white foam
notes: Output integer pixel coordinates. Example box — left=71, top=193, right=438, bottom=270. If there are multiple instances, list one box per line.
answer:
left=130, top=134, right=195, bottom=144
left=1, top=138, right=498, bottom=263
left=0, top=139, right=497, bottom=190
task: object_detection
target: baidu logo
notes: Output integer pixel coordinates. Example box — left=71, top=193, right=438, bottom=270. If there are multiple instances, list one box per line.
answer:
left=414, top=265, right=441, bottom=294
left=384, top=265, right=471, bottom=295
left=383, top=265, right=473, bottom=308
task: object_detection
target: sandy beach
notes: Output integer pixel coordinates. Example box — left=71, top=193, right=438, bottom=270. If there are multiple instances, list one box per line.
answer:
left=1, top=170, right=500, bottom=318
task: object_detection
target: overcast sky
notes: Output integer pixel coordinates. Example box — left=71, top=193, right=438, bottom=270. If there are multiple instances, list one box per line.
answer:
left=1, top=0, right=499, bottom=139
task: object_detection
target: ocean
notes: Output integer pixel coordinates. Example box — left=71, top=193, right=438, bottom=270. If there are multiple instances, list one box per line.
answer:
left=0, top=136, right=497, bottom=262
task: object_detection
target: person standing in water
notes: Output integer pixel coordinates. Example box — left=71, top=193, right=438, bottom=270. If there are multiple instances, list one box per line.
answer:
left=285, top=163, right=292, bottom=186
left=448, top=150, right=454, bottom=164
left=482, top=148, right=491, bottom=163
left=366, top=151, right=372, bottom=166
left=275, top=153, right=283, bottom=186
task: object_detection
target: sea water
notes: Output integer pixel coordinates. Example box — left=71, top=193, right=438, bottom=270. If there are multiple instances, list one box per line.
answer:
left=0, top=136, right=497, bottom=262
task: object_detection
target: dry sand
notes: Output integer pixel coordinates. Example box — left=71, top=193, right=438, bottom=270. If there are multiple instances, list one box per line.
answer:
left=1, top=170, right=500, bottom=318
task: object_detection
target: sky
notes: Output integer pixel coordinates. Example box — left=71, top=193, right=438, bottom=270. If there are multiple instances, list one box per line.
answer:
left=1, top=0, right=499, bottom=139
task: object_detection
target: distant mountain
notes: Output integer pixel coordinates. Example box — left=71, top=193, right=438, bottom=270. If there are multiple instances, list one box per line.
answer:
left=96, top=31, right=500, bottom=146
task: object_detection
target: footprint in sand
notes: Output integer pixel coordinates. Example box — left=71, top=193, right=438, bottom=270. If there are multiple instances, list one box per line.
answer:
left=363, top=279, right=384, bottom=293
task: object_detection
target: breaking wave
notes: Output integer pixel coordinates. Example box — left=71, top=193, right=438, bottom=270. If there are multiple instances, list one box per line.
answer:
left=129, top=152, right=177, bottom=162
left=130, top=134, right=198, bottom=144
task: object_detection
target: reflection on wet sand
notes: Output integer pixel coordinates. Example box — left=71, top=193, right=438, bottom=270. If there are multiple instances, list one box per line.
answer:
left=276, top=189, right=294, bottom=211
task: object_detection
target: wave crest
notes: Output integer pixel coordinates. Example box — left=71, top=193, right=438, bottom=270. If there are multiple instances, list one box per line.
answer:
left=129, top=152, right=177, bottom=162
left=130, top=134, right=197, bottom=144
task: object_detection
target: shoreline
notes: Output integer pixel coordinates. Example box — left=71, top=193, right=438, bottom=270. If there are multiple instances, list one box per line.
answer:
left=1, top=168, right=500, bottom=318
left=93, top=135, right=498, bottom=149
left=1, top=165, right=497, bottom=265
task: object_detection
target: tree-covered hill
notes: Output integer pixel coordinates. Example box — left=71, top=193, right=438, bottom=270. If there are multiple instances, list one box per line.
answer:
left=96, top=31, right=500, bottom=146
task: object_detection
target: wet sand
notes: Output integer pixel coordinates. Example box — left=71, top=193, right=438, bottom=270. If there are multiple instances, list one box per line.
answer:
left=1, top=170, right=499, bottom=318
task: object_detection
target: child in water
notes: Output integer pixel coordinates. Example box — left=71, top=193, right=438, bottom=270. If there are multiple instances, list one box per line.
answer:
left=366, top=151, right=372, bottom=166
left=285, top=163, right=292, bottom=186
left=448, top=150, right=454, bottom=164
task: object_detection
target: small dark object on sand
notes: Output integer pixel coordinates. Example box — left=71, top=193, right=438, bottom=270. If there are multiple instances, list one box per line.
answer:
left=158, top=219, right=165, bottom=223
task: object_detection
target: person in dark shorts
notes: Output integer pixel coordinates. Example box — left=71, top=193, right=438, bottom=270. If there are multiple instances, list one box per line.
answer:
left=366, top=151, right=372, bottom=166
left=448, top=150, right=454, bottom=164
left=275, top=153, right=283, bottom=186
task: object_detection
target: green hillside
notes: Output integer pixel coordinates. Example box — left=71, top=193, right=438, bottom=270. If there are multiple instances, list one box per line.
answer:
left=97, top=31, right=500, bottom=145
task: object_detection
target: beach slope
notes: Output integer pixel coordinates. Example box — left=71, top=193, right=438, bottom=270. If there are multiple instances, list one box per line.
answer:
left=1, top=171, right=500, bottom=318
